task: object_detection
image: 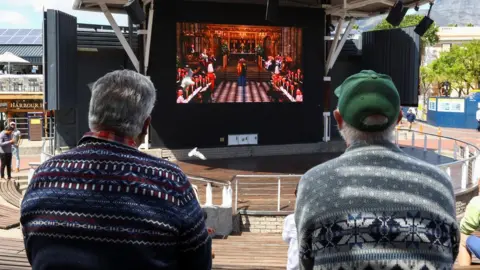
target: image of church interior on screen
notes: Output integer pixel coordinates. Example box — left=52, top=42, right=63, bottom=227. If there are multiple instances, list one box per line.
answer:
left=176, top=23, right=304, bottom=104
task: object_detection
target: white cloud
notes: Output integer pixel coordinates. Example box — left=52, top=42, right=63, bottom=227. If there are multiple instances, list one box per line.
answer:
left=0, top=10, right=29, bottom=26
left=5, top=0, right=128, bottom=26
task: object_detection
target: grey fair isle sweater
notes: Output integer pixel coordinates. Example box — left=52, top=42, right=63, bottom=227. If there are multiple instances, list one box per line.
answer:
left=295, top=140, right=459, bottom=270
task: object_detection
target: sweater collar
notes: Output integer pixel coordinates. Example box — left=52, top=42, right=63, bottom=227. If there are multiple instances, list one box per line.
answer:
left=345, top=139, right=402, bottom=153
left=79, top=131, right=137, bottom=148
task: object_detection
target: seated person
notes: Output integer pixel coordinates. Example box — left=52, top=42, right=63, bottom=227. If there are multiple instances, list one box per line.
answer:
left=458, top=193, right=480, bottom=266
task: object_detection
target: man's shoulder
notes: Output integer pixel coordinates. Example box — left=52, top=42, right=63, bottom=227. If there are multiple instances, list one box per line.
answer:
left=42, top=143, right=188, bottom=183
left=301, top=156, right=346, bottom=185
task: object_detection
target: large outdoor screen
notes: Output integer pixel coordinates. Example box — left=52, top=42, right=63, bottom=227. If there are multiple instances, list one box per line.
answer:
left=176, top=23, right=304, bottom=104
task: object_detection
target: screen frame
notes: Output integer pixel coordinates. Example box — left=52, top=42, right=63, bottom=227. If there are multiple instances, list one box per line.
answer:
left=147, top=1, right=325, bottom=148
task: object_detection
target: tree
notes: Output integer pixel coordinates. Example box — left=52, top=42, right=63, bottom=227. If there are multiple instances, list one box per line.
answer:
left=373, top=14, right=439, bottom=47
left=467, top=23, right=475, bottom=27
left=426, top=41, right=480, bottom=97
left=448, top=23, right=458, bottom=27
left=352, top=24, right=360, bottom=30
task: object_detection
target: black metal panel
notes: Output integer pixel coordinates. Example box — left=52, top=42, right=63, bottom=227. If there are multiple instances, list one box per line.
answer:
left=77, top=31, right=138, bottom=50
left=45, top=9, right=78, bottom=110
left=362, top=27, right=420, bottom=106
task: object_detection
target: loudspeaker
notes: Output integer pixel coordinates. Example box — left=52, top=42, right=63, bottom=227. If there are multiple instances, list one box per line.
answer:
left=414, top=16, right=434, bottom=36
left=265, top=0, right=279, bottom=22
left=45, top=10, right=78, bottom=110
left=124, top=0, right=146, bottom=25
left=386, top=1, right=408, bottom=27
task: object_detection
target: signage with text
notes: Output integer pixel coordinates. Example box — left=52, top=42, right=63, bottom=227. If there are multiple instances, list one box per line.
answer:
left=10, top=101, right=43, bottom=110
left=437, top=98, right=464, bottom=113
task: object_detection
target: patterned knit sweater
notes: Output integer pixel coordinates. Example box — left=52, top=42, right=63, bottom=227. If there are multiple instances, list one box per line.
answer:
left=20, top=131, right=212, bottom=270
left=295, top=140, right=459, bottom=270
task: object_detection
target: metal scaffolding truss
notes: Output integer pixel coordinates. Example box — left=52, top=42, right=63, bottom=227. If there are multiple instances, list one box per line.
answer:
left=73, top=0, right=155, bottom=75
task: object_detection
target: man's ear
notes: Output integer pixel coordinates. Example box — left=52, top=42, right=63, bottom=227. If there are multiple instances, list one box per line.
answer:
left=142, top=116, right=151, bottom=134
left=396, top=109, right=403, bottom=124
left=334, top=109, right=343, bottom=129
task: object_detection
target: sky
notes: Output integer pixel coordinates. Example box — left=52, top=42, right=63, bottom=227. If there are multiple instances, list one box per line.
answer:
left=0, top=0, right=128, bottom=29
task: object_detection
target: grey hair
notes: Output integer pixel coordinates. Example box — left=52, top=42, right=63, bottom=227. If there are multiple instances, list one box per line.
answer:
left=339, top=115, right=396, bottom=144
left=88, top=70, right=156, bottom=138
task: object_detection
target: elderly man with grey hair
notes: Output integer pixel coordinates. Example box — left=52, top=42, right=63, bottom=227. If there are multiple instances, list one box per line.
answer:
left=20, top=70, right=212, bottom=270
left=295, top=70, right=459, bottom=270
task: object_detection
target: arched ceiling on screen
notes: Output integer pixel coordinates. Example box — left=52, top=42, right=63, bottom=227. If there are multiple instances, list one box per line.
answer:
left=73, top=0, right=432, bottom=18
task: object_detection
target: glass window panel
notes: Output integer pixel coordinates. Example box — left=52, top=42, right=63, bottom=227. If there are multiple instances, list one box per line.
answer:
left=30, top=29, right=42, bottom=35
left=0, top=29, right=7, bottom=35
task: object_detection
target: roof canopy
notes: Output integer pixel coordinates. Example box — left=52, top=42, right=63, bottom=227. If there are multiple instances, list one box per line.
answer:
left=73, top=0, right=431, bottom=18
left=0, top=52, right=30, bottom=64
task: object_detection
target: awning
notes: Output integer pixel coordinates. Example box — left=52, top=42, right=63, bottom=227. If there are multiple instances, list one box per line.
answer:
left=0, top=45, right=42, bottom=65
left=73, top=0, right=431, bottom=18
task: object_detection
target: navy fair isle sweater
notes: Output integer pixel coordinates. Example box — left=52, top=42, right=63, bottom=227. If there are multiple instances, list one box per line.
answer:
left=20, top=131, right=212, bottom=270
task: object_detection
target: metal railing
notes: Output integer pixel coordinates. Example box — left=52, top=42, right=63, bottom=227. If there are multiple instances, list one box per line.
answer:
left=188, top=176, right=232, bottom=208
left=7, top=117, right=55, bottom=139
left=395, top=128, right=480, bottom=190
left=28, top=137, right=54, bottom=184
left=230, top=128, right=480, bottom=214
left=0, top=75, right=43, bottom=92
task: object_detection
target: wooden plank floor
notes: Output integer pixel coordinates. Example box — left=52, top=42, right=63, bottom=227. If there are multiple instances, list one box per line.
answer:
left=0, top=237, right=29, bottom=270
left=0, top=205, right=19, bottom=229
left=212, top=233, right=287, bottom=269
left=2, top=234, right=480, bottom=269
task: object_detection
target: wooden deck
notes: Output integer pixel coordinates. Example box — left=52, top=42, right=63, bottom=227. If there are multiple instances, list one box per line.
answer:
left=0, top=180, right=22, bottom=208
left=3, top=233, right=480, bottom=270
left=0, top=237, right=29, bottom=270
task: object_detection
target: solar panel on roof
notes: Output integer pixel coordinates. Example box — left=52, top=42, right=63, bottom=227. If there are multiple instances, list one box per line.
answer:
left=7, top=37, right=23, bottom=44
left=32, top=36, right=42, bottom=44
left=4, top=29, right=18, bottom=35
left=21, top=36, right=37, bottom=44
left=16, top=29, right=31, bottom=35
left=0, top=37, right=10, bottom=44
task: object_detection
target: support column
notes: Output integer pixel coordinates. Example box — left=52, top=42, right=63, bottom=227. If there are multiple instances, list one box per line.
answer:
left=99, top=3, right=140, bottom=72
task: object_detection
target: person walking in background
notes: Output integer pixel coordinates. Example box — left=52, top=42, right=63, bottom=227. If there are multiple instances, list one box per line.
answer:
left=458, top=185, right=480, bottom=266
left=295, top=70, right=459, bottom=270
left=10, top=122, right=21, bottom=172
left=21, top=70, right=212, bottom=270
left=282, top=184, right=299, bottom=270
left=476, top=107, right=480, bottom=132
left=406, top=108, right=416, bottom=130
left=0, top=126, right=14, bottom=180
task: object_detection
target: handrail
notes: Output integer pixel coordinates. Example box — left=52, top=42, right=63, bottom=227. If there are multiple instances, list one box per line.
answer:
left=188, top=175, right=229, bottom=186
left=231, top=128, right=480, bottom=214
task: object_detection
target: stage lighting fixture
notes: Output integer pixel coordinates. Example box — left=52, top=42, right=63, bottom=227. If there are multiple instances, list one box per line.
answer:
left=386, top=1, right=408, bottom=27
left=124, top=0, right=146, bottom=25
left=414, top=1, right=435, bottom=36
left=265, top=0, right=279, bottom=22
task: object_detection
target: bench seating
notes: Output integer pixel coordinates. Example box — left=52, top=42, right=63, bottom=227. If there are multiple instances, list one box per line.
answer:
left=0, top=180, right=22, bottom=208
